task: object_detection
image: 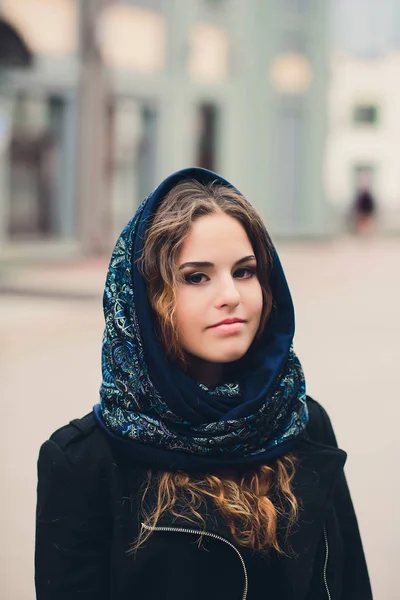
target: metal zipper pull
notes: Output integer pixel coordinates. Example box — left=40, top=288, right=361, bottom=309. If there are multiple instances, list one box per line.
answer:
left=141, top=523, right=248, bottom=600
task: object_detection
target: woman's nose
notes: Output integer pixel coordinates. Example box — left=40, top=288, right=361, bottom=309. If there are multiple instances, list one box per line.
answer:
left=215, top=277, right=241, bottom=308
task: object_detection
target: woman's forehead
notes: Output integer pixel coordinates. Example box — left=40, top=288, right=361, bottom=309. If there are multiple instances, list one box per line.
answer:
left=179, top=213, right=253, bottom=261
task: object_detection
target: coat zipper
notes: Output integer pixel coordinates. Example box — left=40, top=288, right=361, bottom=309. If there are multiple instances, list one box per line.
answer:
left=323, top=524, right=331, bottom=600
left=141, top=522, right=248, bottom=600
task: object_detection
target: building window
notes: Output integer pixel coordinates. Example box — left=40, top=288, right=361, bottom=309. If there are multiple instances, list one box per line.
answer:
left=196, top=103, right=219, bottom=172
left=353, top=104, right=379, bottom=125
left=8, top=93, right=66, bottom=239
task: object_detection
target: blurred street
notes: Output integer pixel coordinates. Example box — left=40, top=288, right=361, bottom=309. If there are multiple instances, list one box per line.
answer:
left=1, top=236, right=399, bottom=599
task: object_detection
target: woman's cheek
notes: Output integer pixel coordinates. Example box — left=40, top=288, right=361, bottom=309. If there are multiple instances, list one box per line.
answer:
left=251, top=280, right=263, bottom=313
left=175, top=288, right=200, bottom=334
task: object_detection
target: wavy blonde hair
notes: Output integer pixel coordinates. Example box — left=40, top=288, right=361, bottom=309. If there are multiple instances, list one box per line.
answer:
left=133, top=458, right=299, bottom=554
left=136, top=179, right=299, bottom=553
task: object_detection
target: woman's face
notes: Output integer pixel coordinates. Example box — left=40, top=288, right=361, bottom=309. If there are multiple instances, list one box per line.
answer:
left=175, top=213, right=263, bottom=381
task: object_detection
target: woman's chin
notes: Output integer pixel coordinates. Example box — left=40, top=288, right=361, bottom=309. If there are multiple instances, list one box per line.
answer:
left=205, top=347, right=249, bottom=364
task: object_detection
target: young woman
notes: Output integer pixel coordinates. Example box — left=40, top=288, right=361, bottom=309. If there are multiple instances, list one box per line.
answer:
left=35, top=168, right=372, bottom=600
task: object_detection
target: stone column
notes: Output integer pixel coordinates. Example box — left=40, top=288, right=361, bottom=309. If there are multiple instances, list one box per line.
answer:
left=75, top=0, right=111, bottom=255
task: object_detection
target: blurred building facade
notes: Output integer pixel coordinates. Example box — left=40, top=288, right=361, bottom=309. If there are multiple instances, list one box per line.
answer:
left=0, top=0, right=329, bottom=256
left=326, top=0, right=400, bottom=233
left=326, top=52, right=400, bottom=234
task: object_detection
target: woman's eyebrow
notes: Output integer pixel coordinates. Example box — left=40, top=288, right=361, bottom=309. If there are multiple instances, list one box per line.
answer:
left=179, top=255, right=256, bottom=270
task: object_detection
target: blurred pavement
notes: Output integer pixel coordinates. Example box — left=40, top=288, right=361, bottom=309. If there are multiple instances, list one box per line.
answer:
left=1, top=237, right=399, bottom=599
left=0, top=256, right=107, bottom=299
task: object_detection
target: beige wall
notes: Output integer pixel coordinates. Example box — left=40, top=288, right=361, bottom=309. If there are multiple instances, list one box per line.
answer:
left=188, top=23, right=228, bottom=82
left=99, top=4, right=165, bottom=72
left=1, top=0, right=78, bottom=56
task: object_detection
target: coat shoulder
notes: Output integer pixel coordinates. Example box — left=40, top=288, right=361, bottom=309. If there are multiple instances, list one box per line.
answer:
left=49, top=411, right=98, bottom=448
left=44, top=411, right=113, bottom=473
left=305, top=395, right=338, bottom=447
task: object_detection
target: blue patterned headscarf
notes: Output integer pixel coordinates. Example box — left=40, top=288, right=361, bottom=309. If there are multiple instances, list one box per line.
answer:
left=94, top=168, right=308, bottom=471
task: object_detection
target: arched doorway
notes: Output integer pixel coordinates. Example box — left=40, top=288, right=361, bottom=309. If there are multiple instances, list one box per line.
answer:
left=0, top=18, right=32, bottom=67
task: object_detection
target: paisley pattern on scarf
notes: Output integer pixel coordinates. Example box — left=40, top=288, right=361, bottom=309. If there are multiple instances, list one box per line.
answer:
left=198, top=382, right=241, bottom=397
left=98, top=188, right=308, bottom=459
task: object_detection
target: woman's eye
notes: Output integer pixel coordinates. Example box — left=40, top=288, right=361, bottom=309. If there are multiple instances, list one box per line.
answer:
left=184, top=272, right=208, bottom=285
left=234, top=267, right=256, bottom=279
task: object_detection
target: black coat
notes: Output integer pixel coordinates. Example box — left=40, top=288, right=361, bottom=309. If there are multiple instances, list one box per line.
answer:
left=35, top=397, right=373, bottom=599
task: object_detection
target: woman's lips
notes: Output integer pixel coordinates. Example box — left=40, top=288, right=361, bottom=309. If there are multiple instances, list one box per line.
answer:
left=210, top=318, right=245, bottom=327
left=210, top=321, right=245, bottom=335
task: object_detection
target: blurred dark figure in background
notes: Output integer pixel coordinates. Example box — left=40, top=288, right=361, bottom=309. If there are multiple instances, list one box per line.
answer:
left=353, top=187, right=376, bottom=235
